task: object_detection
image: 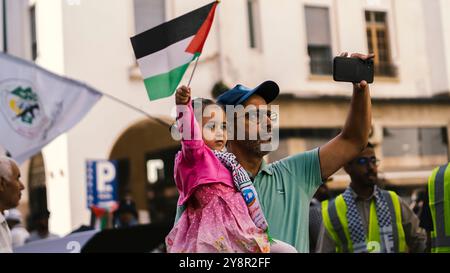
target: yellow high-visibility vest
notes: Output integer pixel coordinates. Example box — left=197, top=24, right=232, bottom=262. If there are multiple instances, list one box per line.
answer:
left=428, top=163, right=450, bottom=253
left=322, top=190, right=407, bottom=253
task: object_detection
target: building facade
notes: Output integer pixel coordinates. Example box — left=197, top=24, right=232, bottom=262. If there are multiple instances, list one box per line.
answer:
left=1, top=0, right=449, bottom=235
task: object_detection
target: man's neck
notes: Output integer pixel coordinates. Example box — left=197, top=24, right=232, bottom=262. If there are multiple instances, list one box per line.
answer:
left=349, top=181, right=375, bottom=200
left=227, top=144, right=263, bottom=177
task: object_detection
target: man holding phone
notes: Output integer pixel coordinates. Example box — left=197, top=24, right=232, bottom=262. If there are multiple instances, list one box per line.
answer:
left=334, top=52, right=375, bottom=83
left=204, top=52, right=375, bottom=252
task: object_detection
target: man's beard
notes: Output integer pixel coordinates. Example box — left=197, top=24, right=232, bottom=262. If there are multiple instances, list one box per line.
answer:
left=246, top=139, right=271, bottom=158
left=363, top=172, right=378, bottom=186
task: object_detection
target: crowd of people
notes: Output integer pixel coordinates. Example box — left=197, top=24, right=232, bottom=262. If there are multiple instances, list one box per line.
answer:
left=0, top=161, right=141, bottom=253
left=0, top=158, right=59, bottom=252
left=1, top=53, right=449, bottom=253
left=164, top=52, right=448, bottom=253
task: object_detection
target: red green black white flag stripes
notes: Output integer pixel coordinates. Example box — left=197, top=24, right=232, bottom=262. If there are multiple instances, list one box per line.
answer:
left=130, top=1, right=219, bottom=101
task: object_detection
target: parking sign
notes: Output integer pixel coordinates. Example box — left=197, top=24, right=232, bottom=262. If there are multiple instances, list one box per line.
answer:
left=86, top=160, right=119, bottom=209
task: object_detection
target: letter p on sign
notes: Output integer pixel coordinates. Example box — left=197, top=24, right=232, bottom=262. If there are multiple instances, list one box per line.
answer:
left=96, top=161, right=116, bottom=193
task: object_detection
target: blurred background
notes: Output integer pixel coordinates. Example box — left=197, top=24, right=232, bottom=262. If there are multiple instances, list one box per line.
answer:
left=0, top=0, right=449, bottom=239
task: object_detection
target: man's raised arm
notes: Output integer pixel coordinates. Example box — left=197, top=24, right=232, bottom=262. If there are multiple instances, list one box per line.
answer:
left=319, top=52, right=373, bottom=180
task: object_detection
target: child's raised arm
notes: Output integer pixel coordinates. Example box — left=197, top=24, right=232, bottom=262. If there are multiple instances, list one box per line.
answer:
left=175, top=86, right=203, bottom=157
left=175, top=86, right=191, bottom=105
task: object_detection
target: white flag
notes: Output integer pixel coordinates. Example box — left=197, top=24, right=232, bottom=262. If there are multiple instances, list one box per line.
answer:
left=0, top=53, right=102, bottom=163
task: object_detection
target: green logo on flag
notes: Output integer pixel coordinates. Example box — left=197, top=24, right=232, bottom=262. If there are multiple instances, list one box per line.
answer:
left=0, top=79, right=49, bottom=139
left=11, top=87, right=39, bottom=124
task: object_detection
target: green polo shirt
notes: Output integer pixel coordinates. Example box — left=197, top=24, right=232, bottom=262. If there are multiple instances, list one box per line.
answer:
left=173, top=148, right=323, bottom=252
left=252, top=148, right=323, bottom=252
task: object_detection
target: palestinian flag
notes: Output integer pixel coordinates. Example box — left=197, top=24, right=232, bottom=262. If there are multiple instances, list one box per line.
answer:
left=130, top=1, right=219, bottom=101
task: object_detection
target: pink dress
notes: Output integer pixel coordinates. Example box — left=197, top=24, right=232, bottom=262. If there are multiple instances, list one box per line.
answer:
left=165, top=102, right=270, bottom=253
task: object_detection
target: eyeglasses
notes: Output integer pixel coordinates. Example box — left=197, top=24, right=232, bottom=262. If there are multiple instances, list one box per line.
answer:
left=355, top=156, right=380, bottom=166
left=237, top=109, right=278, bottom=124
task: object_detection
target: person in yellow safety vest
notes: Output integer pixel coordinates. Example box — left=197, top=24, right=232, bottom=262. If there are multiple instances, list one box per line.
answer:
left=316, top=143, right=427, bottom=253
left=428, top=163, right=450, bottom=253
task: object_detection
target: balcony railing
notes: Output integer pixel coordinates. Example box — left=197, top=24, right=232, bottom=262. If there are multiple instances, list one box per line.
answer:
left=310, top=59, right=333, bottom=75
left=309, top=59, right=398, bottom=78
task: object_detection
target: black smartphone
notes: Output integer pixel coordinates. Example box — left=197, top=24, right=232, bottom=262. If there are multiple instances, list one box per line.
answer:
left=333, top=56, right=374, bottom=84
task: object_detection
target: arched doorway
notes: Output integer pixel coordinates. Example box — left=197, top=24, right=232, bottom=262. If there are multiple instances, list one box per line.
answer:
left=109, top=117, right=180, bottom=224
left=27, top=152, right=48, bottom=230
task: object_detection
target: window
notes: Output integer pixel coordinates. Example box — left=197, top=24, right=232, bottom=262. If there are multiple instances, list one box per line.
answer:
left=365, top=11, right=396, bottom=77
left=1, top=0, right=7, bottom=52
left=280, top=128, right=341, bottom=148
left=247, top=0, right=262, bottom=50
left=305, top=6, right=333, bottom=75
left=2, top=0, right=37, bottom=59
left=382, top=127, right=448, bottom=169
left=29, top=4, right=37, bottom=60
left=133, top=0, right=165, bottom=34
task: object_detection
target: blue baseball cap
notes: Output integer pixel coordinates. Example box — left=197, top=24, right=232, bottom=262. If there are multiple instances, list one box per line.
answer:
left=217, top=80, right=280, bottom=106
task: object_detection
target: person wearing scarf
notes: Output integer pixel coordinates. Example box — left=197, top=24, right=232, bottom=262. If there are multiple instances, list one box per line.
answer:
left=316, top=143, right=427, bottom=253
left=214, top=150, right=297, bottom=252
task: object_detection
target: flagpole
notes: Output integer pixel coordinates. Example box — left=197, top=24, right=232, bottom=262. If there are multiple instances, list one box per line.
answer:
left=187, top=55, right=200, bottom=88
left=101, top=92, right=171, bottom=127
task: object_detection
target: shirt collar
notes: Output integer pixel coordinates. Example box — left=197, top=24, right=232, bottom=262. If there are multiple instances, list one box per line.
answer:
left=0, top=212, right=5, bottom=224
left=258, top=160, right=273, bottom=176
left=245, top=160, right=273, bottom=179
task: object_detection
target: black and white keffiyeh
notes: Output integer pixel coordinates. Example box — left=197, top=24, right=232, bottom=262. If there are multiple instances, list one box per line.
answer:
left=342, top=187, right=395, bottom=253
left=213, top=150, right=269, bottom=232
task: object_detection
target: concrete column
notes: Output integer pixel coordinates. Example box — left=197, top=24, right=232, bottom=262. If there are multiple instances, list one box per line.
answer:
left=422, top=0, right=450, bottom=95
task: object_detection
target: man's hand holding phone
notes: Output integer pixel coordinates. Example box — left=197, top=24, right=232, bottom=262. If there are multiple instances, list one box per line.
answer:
left=333, top=52, right=375, bottom=92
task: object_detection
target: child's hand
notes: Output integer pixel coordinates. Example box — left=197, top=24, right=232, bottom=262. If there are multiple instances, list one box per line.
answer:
left=176, top=86, right=191, bottom=105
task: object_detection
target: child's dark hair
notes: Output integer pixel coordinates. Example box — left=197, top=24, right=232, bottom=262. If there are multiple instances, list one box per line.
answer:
left=191, top=98, right=221, bottom=123
left=169, top=98, right=223, bottom=133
